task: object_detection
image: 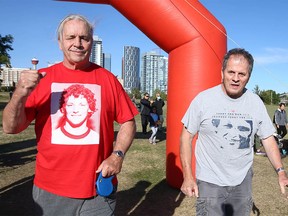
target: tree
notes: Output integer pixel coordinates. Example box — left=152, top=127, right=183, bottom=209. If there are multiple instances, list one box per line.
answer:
left=259, top=89, right=280, bottom=105
left=130, top=88, right=141, bottom=99
left=259, top=90, right=270, bottom=104
left=253, top=85, right=261, bottom=96
left=152, top=89, right=167, bottom=101
left=0, top=34, right=14, bottom=67
left=271, top=91, right=280, bottom=105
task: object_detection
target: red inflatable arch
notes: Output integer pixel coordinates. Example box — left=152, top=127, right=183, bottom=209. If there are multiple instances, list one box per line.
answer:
left=60, top=0, right=227, bottom=188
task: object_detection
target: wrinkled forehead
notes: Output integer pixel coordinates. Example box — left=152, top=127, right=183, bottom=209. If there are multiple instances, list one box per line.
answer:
left=229, top=54, right=249, bottom=64
left=63, top=19, right=91, bottom=35
left=225, top=55, right=250, bottom=73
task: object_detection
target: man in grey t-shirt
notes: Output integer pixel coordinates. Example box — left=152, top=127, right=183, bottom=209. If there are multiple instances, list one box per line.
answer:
left=274, top=102, right=288, bottom=139
left=180, top=48, right=288, bottom=216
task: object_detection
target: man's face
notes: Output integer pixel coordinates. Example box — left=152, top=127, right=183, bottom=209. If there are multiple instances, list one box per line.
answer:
left=215, top=119, right=252, bottom=149
left=65, top=95, right=90, bottom=126
left=58, top=19, right=92, bottom=69
left=221, top=55, right=250, bottom=99
left=280, top=104, right=285, bottom=111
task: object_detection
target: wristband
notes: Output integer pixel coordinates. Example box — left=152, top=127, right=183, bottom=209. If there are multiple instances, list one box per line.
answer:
left=276, top=167, right=285, bottom=173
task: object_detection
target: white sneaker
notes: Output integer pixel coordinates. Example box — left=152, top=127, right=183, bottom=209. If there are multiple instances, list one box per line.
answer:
left=255, top=150, right=266, bottom=156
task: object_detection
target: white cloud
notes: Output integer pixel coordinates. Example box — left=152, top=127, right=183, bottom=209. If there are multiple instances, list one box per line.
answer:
left=254, top=48, right=288, bottom=65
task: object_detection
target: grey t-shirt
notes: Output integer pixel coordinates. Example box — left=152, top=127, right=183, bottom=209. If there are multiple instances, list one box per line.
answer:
left=181, top=85, right=275, bottom=186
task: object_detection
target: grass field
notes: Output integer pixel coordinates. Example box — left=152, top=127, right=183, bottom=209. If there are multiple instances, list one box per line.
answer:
left=0, top=91, right=287, bottom=216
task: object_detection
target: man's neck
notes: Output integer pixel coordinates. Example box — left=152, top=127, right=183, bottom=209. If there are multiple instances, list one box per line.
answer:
left=63, top=60, right=92, bottom=70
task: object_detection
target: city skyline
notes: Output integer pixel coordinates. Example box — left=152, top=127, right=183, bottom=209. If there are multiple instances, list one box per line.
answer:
left=1, top=0, right=288, bottom=93
left=1, top=45, right=169, bottom=97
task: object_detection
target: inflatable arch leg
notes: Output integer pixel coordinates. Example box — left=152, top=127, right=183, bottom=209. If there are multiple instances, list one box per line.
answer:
left=60, top=0, right=227, bottom=188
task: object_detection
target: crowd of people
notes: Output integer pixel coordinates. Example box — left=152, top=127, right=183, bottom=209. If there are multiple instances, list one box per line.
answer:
left=139, top=92, right=166, bottom=144
left=2, top=13, right=288, bottom=216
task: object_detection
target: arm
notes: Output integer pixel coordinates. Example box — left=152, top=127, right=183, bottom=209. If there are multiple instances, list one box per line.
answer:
left=96, top=119, right=136, bottom=176
left=141, top=99, right=151, bottom=107
left=3, top=70, right=43, bottom=134
left=180, top=126, right=199, bottom=197
left=262, top=135, right=288, bottom=197
left=274, top=111, right=280, bottom=128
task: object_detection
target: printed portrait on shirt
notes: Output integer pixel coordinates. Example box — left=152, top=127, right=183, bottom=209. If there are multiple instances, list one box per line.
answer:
left=212, top=118, right=253, bottom=149
left=51, top=83, right=101, bottom=145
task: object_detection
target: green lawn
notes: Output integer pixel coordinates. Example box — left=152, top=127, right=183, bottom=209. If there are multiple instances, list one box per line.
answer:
left=0, top=91, right=288, bottom=215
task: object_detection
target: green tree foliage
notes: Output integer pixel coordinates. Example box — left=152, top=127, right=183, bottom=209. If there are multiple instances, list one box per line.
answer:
left=253, top=85, right=280, bottom=105
left=253, top=85, right=261, bottom=96
left=259, top=90, right=270, bottom=104
left=0, top=34, right=14, bottom=66
left=259, top=89, right=280, bottom=105
left=152, top=89, right=167, bottom=101
left=130, top=88, right=141, bottom=99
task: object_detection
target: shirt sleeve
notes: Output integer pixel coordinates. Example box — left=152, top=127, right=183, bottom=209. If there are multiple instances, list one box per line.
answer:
left=256, top=99, right=276, bottom=139
left=114, top=81, right=139, bottom=124
left=181, top=94, right=202, bottom=135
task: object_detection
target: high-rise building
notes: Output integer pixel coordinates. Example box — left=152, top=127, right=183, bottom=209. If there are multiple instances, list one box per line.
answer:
left=90, top=35, right=103, bottom=66
left=103, top=53, right=111, bottom=71
left=0, top=66, right=28, bottom=87
left=141, top=51, right=168, bottom=95
left=123, top=46, right=140, bottom=92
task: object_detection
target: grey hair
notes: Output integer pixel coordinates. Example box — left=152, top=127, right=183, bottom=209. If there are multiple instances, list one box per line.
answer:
left=222, top=48, right=254, bottom=76
left=57, top=14, right=94, bottom=41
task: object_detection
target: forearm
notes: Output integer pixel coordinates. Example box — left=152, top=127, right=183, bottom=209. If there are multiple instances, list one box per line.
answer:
left=180, top=146, right=193, bottom=180
left=2, top=91, right=30, bottom=134
left=3, top=70, right=42, bottom=134
left=180, top=127, right=194, bottom=180
left=262, top=136, right=284, bottom=170
left=114, top=119, right=136, bottom=153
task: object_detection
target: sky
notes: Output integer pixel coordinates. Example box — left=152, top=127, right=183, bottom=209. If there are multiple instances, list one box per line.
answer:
left=1, top=0, right=288, bottom=93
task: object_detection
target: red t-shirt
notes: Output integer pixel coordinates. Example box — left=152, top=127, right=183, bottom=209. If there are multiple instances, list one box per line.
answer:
left=25, top=63, right=138, bottom=198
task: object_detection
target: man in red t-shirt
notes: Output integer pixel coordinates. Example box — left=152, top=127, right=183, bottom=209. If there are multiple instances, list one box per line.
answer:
left=2, top=14, right=138, bottom=216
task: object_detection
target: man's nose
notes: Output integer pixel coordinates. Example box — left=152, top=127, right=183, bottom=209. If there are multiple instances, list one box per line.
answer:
left=232, top=73, right=240, bottom=82
left=74, top=37, right=82, bottom=47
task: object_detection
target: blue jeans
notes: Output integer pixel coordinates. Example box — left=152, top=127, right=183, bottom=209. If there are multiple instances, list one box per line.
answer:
left=196, top=167, right=253, bottom=216
left=32, top=185, right=116, bottom=216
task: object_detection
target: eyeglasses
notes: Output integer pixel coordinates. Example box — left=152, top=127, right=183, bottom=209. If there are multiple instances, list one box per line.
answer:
left=145, top=95, right=149, bottom=97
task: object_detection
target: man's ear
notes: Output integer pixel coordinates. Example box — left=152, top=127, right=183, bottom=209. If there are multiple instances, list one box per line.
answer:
left=60, top=107, right=65, bottom=114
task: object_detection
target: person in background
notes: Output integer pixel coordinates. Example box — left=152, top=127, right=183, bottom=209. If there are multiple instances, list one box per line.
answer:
left=131, top=94, right=136, bottom=104
left=254, top=135, right=266, bottom=156
left=140, top=92, right=151, bottom=134
left=152, top=93, right=165, bottom=131
left=180, top=48, right=288, bottom=216
left=148, top=106, right=160, bottom=144
left=2, top=14, right=138, bottom=216
left=274, top=102, right=288, bottom=139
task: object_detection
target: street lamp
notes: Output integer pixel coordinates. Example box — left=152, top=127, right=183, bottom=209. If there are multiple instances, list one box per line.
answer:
left=31, top=57, right=39, bottom=70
